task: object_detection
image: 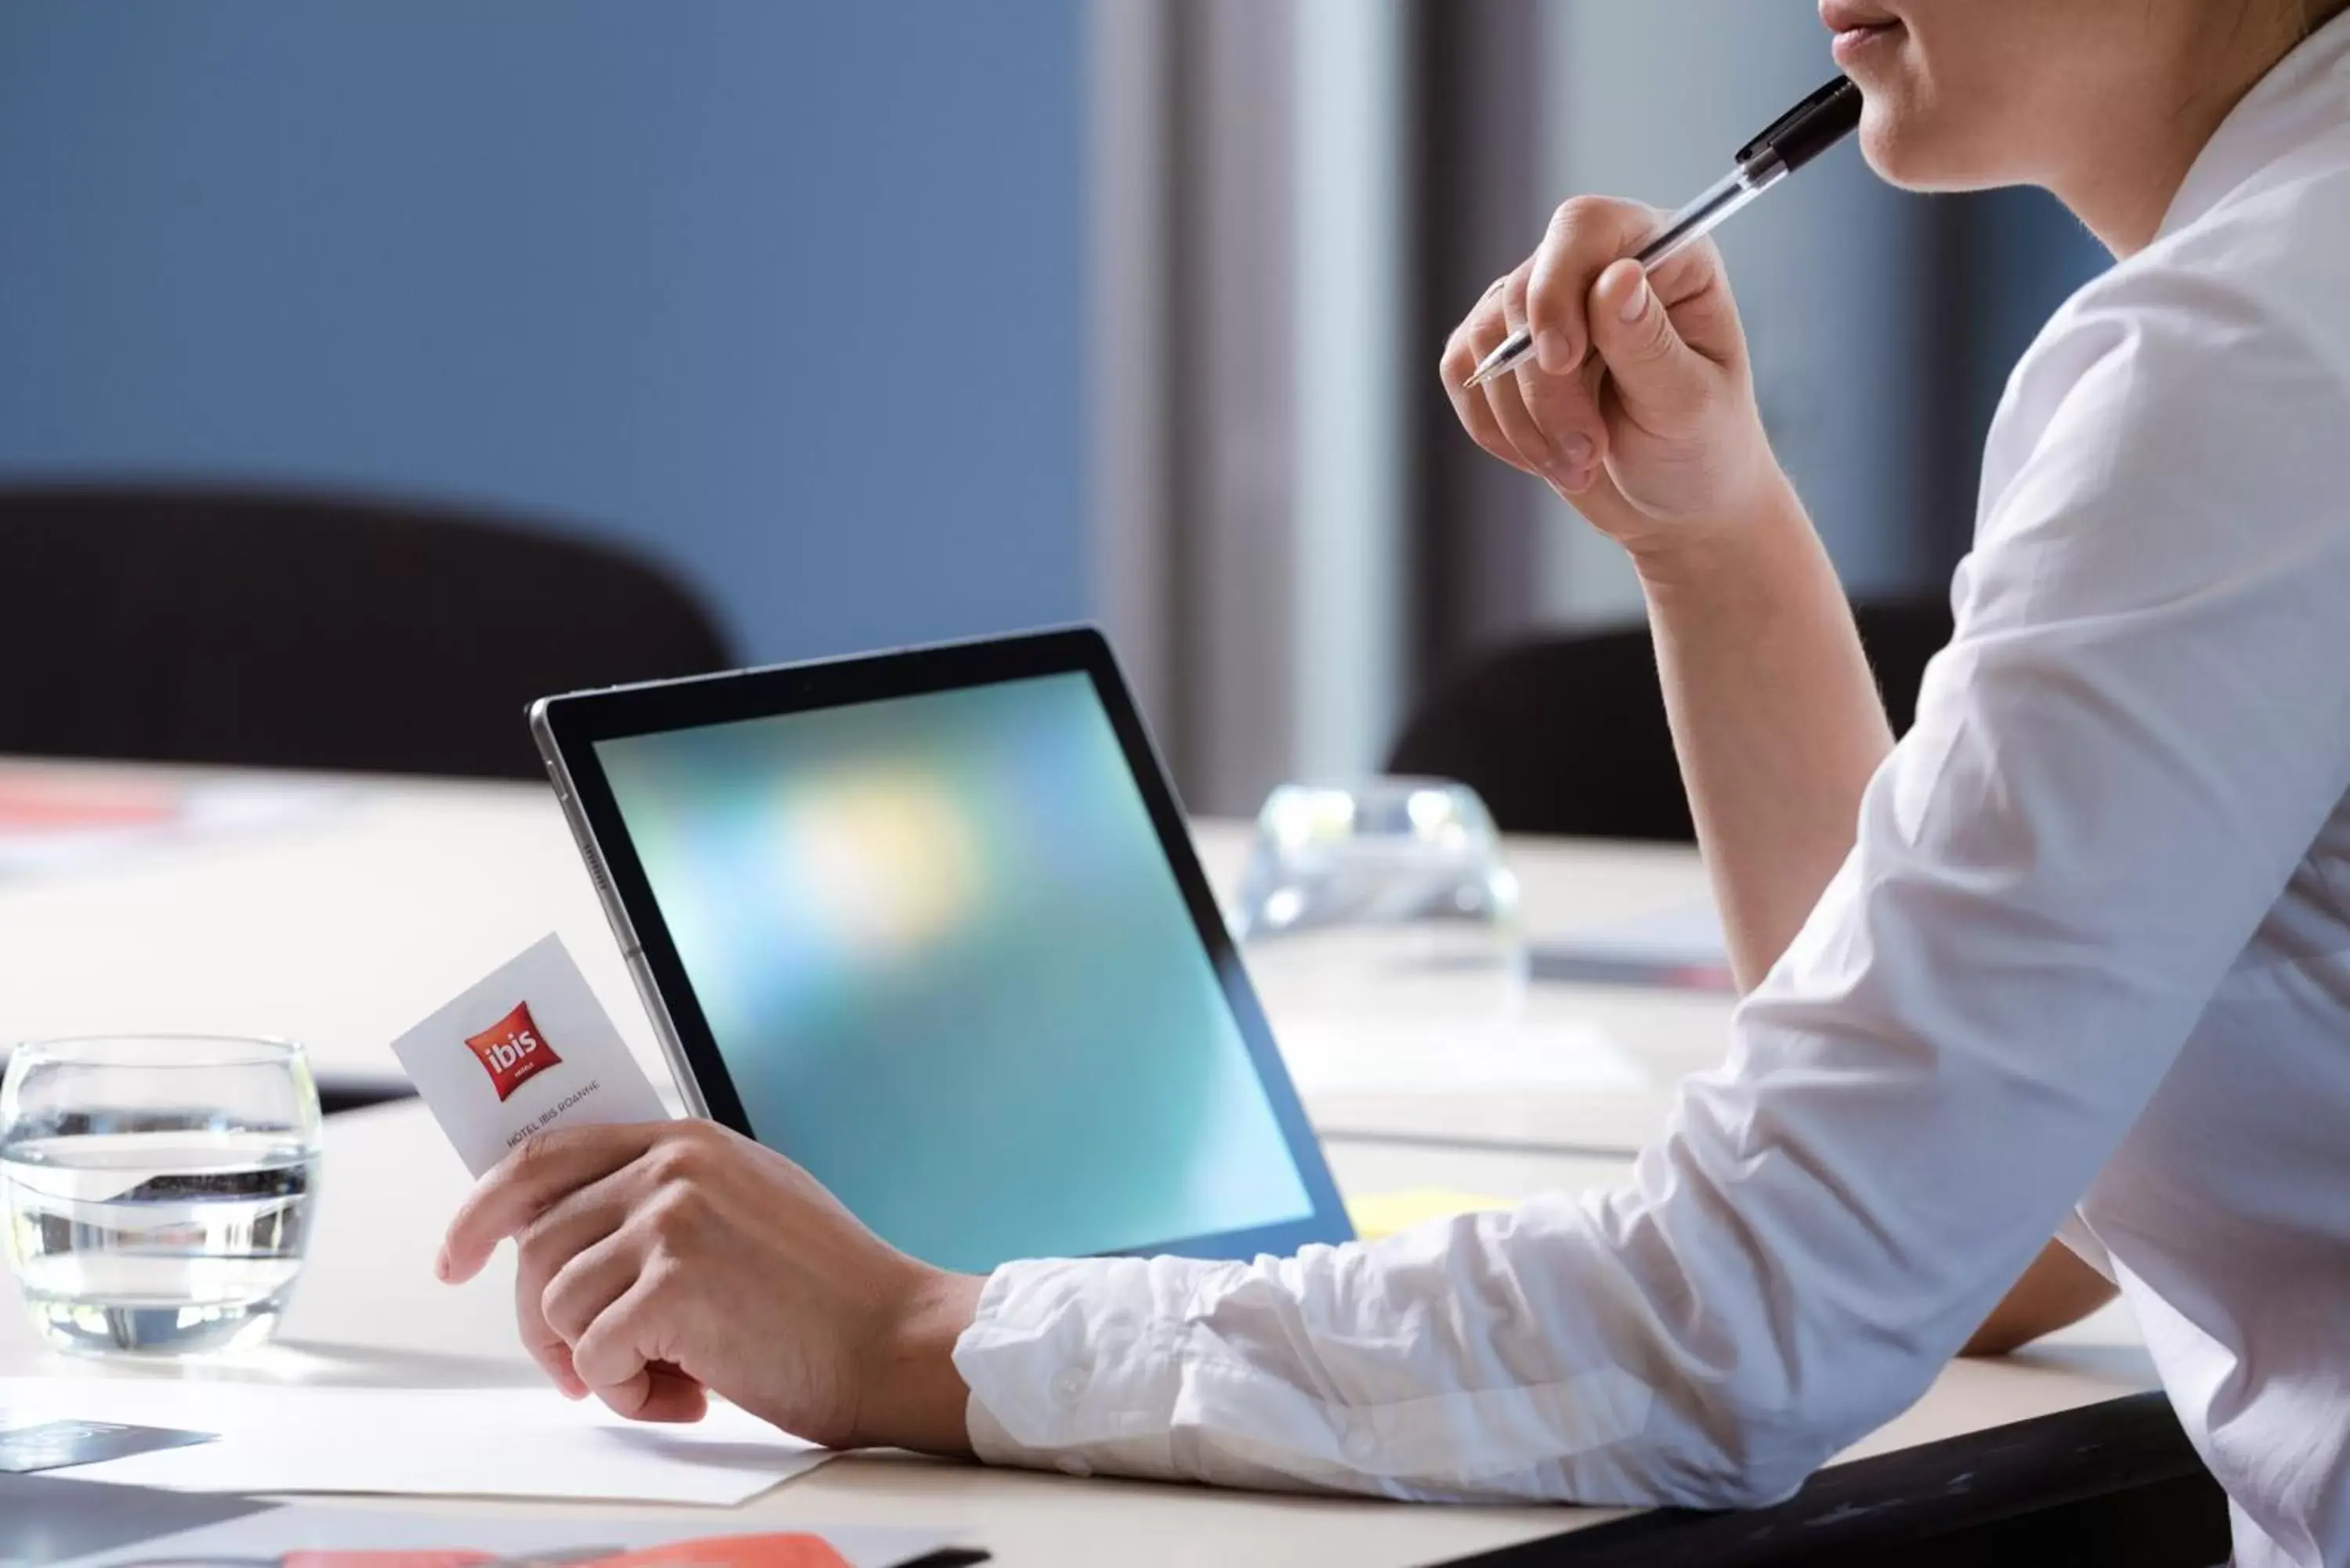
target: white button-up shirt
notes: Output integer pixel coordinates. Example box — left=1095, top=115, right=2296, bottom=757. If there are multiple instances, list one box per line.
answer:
left=953, top=18, right=2350, bottom=1565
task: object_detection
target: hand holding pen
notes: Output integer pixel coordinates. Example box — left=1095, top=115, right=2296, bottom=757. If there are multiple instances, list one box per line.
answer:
left=1465, top=78, right=1860, bottom=389
left=1441, top=76, right=1862, bottom=545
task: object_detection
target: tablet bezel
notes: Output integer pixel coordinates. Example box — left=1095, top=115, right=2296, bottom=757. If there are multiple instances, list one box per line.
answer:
left=530, top=625, right=1355, bottom=1264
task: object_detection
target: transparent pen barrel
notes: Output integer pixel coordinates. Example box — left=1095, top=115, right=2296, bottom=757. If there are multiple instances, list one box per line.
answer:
left=1462, top=158, right=1785, bottom=389
left=1634, top=161, right=1783, bottom=270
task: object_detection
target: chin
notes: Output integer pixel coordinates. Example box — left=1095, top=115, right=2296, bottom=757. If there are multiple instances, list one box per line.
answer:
left=1855, top=96, right=2010, bottom=193
left=1857, top=108, right=1942, bottom=190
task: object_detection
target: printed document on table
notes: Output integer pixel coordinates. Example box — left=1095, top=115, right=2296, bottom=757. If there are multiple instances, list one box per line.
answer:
left=0, top=1379, right=828, bottom=1505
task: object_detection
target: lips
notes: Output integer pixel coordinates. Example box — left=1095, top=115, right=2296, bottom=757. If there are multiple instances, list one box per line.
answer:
left=1817, top=0, right=1899, bottom=33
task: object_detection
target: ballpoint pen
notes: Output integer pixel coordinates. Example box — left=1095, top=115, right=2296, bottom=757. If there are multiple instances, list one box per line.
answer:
left=1463, top=75, right=1865, bottom=389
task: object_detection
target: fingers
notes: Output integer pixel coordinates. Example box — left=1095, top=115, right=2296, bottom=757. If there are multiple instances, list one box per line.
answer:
left=639, top=1369, right=710, bottom=1424
left=1625, top=240, right=1748, bottom=370
left=542, top=1228, right=642, bottom=1349
left=439, top=1122, right=667, bottom=1284
left=519, top=1268, right=590, bottom=1399
left=1522, top=197, right=1744, bottom=453
left=510, top=1176, right=637, bottom=1396
left=1441, top=264, right=1607, bottom=486
left=598, top=1365, right=710, bottom=1425
left=1445, top=193, right=1755, bottom=508
left=1524, top=196, right=1660, bottom=374
left=1503, top=272, right=1611, bottom=492
left=1441, top=279, right=1539, bottom=478
left=1479, top=287, right=1567, bottom=479
left=1584, top=258, right=1717, bottom=428
left=515, top=1294, right=590, bottom=1400
left=571, top=1274, right=675, bottom=1401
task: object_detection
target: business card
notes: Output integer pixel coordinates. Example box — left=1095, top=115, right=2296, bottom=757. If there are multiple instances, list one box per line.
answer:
left=0, top=1419, right=215, bottom=1475
left=390, top=934, right=671, bottom=1176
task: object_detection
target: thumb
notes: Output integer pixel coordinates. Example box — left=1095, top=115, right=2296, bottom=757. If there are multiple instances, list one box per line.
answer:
left=1586, top=259, right=1716, bottom=431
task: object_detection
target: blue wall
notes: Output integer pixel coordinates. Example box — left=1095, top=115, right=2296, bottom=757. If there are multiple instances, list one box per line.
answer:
left=0, top=2, right=1086, bottom=663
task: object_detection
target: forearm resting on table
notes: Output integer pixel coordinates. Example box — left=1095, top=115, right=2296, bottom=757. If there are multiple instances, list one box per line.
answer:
left=1632, top=483, right=1895, bottom=990
left=855, top=498, right=2101, bottom=1461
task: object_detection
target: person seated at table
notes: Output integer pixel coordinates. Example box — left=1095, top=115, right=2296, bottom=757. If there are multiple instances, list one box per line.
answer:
left=439, top=0, right=2350, bottom=1559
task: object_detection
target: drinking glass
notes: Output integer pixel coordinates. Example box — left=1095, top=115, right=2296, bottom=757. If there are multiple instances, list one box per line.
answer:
left=1, top=1035, right=323, bottom=1356
left=1233, top=779, right=1525, bottom=1031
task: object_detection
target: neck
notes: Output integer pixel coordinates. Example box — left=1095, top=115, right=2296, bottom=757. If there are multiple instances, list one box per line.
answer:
left=2050, top=12, right=2311, bottom=257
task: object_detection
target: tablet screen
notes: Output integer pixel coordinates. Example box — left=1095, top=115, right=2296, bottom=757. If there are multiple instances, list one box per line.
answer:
left=591, top=670, right=1315, bottom=1273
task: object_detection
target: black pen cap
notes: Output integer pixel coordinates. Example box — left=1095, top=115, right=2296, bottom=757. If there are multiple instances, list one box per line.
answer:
left=1736, top=76, right=1864, bottom=174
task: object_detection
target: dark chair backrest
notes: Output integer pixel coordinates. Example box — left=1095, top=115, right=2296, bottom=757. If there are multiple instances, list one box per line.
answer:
left=1386, top=598, right=1956, bottom=842
left=0, top=484, right=737, bottom=780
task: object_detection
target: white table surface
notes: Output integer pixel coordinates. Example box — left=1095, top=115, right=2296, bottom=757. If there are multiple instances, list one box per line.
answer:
left=0, top=760, right=2157, bottom=1566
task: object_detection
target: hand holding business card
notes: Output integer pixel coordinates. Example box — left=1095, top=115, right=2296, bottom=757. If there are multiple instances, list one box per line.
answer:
left=391, top=934, right=671, bottom=1176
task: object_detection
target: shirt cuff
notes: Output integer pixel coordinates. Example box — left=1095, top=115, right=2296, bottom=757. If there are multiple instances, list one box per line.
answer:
left=953, top=1255, right=1217, bottom=1481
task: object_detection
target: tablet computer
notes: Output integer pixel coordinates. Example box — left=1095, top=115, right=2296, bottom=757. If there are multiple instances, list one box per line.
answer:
left=530, top=627, right=1352, bottom=1274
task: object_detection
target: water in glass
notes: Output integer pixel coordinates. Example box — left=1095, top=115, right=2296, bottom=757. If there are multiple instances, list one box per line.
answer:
left=1, top=1035, right=322, bottom=1356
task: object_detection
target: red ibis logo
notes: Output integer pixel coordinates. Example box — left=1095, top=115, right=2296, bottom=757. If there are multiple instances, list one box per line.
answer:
left=463, top=1002, right=562, bottom=1102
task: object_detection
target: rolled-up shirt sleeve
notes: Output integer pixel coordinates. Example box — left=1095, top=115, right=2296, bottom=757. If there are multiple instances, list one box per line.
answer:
left=953, top=267, right=2350, bottom=1506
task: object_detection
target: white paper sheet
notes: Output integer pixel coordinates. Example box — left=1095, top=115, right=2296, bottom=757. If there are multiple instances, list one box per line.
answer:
left=59, top=1503, right=959, bottom=1568
left=0, top=1379, right=830, bottom=1505
left=1273, top=1015, right=1650, bottom=1095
